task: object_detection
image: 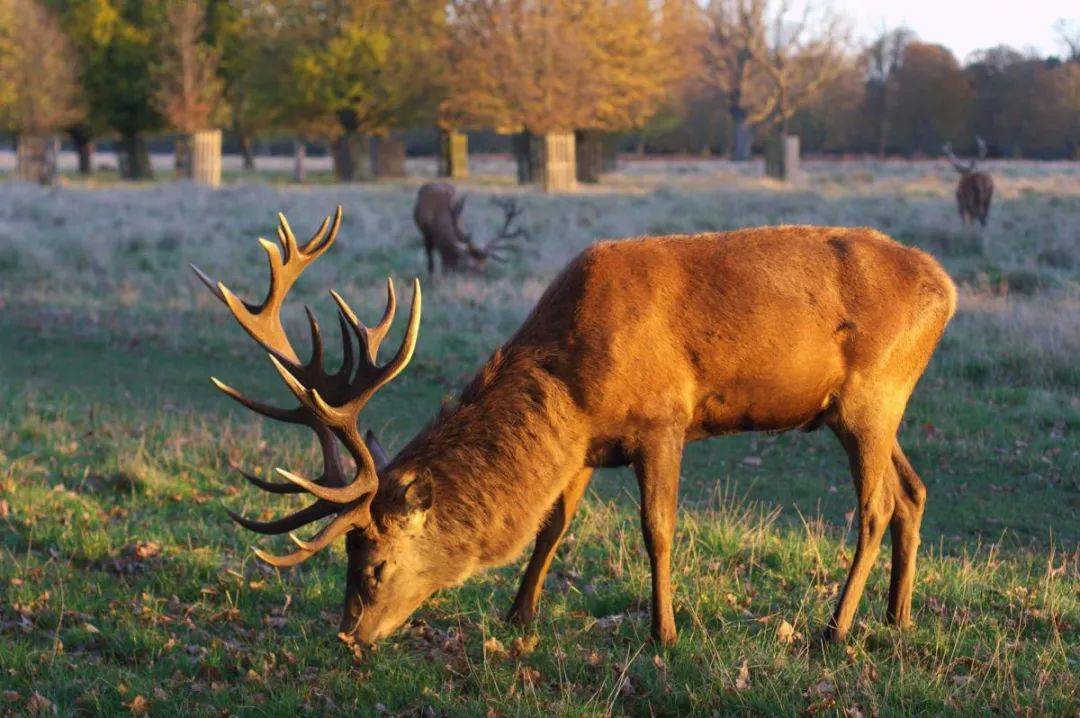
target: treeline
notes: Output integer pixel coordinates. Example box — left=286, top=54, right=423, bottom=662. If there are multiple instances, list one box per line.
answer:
left=0, top=0, right=1077, bottom=186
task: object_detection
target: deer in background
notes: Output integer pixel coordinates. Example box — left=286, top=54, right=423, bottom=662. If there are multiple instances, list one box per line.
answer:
left=944, top=138, right=994, bottom=227
left=193, top=208, right=956, bottom=647
left=413, top=182, right=526, bottom=275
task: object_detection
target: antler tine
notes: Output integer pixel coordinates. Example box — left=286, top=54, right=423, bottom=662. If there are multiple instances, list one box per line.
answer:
left=210, top=377, right=308, bottom=424
left=942, top=142, right=970, bottom=174
left=329, top=277, right=397, bottom=367
left=226, top=500, right=337, bottom=534
left=214, top=206, right=342, bottom=365
left=975, top=136, right=988, bottom=161
left=287, top=503, right=370, bottom=552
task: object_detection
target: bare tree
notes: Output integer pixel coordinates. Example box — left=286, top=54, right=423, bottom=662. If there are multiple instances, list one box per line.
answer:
left=862, top=26, right=913, bottom=155
left=1055, top=19, right=1080, bottom=63
left=701, top=0, right=848, bottom=159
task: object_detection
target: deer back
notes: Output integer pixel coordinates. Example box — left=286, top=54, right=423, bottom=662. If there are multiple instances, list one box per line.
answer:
left=414, top=182, right=467, bottom=249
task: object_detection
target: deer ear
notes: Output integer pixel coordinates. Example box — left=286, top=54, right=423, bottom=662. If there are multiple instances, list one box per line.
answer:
left=365, top=430, right=389, bottom=471
left=402, top=473, right=434, bottom=513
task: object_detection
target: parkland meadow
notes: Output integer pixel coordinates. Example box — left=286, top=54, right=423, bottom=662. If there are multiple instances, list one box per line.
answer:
left=0, top=157, right=1077, bottom=716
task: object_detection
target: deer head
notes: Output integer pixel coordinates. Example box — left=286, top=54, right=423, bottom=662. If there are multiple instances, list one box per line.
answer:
left=192, top=207, right=451, bottom=643
left=942, top=137, right=988, bottom=174
left=462, top=196, right=527, bottom=267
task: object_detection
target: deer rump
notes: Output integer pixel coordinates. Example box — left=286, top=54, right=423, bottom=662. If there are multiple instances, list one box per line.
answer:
left=199, top=219, right=957, bottom=647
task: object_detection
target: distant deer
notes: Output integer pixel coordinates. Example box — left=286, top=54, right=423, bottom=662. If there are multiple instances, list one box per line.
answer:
left=193, top=209, right=956, bottom=647
left=413, top=182, right=525, bottom=274
left=943, top=138, right=994, bottom=227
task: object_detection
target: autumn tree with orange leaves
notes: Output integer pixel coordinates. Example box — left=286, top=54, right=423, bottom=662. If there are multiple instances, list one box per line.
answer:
left=443, top=0, right=690, bottom=187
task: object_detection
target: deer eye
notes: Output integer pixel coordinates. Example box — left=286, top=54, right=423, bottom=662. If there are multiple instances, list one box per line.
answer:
left=365, top=561, right=387, bottom=590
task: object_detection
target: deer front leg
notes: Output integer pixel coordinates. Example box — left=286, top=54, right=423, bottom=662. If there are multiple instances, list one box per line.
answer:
left=633, top=431, right=683, bottom=645
left=507, top=468, right=593, bottom=626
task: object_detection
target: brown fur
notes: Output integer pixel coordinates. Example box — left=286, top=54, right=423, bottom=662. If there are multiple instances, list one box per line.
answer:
left=955, top=171, right=994, bottom=227
left=343, top=225, right=956, bottom=645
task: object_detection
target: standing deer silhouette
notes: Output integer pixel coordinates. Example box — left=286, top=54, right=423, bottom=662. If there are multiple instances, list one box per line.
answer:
left=944, top=138, right=994, bottom=227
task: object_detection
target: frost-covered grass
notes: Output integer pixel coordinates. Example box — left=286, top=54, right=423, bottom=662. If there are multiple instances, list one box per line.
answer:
left=0, top=158, right=1077, bottom=715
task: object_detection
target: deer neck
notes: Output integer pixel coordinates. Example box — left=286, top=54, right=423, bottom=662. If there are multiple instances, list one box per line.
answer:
left=394, top=347, right=584, bottom=571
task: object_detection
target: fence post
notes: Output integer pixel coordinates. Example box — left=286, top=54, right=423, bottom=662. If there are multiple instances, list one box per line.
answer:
left=535, top=132, right=577, bottom=192
left=190, top=129, right=222, bottom=187
left=438, top=130, right=468, bottom=179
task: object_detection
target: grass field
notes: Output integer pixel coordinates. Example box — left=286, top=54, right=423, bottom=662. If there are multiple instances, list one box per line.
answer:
left=0, top=157, right=1077, bottom=716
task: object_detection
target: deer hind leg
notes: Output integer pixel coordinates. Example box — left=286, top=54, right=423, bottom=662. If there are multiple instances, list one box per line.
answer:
left=827, top=411, right=898, bottom=642
left=887, top=440, right=926, bottom=627
left=633, top=430, right=684, bottom=645
left=507, top=468, right=593, bottom=627
left=422, top=231, right=436, bottom=276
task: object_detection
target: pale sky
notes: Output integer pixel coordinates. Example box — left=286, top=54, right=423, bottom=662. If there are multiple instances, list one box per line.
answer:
left=828, top=0, right=1077, bottom=62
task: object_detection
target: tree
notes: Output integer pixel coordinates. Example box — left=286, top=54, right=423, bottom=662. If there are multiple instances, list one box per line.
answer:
left=0, top=0, right=84, bottom=182
left=154, top=0, right=223, bottom=134
left=45, top=0, right=167, bottom=179
left=701, top=0, right=848, bottom=160
left=444, top=0, right=677, bottom=134
left=889, top=42, right=972, bottom=155
left=286, top=0, right=447, bottom=180
left=0, top=0, right=84, bottom=135
left=860, top=26, right=913, bottom=155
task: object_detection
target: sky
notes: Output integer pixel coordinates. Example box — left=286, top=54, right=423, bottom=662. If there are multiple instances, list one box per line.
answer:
left=829, top=0, right=1077, bottom=62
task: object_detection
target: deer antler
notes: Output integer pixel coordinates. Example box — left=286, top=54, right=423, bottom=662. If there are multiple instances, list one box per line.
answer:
left=942, top=141, right=975, bottom=174
left=192, top=207, right=422, bottom=567
left=975, top=136, right=988, bottom=162
left=465, top=197, right=527, bottom=262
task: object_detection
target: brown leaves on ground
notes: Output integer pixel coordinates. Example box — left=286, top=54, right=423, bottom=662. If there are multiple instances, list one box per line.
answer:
left=731, top=659, right=751, bottom=691
left=125, top=695, right=150, bottom=715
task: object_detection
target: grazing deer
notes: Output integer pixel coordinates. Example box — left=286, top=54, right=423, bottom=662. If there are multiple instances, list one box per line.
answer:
left=192, top=208, right=956, bottom=646
left=943, top=138, right=994, bottom=227
left=413, top=182, right=525, bottom=275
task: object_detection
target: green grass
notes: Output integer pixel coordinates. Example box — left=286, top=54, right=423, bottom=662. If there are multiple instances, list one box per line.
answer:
left=0, top=159, right=1077, bottom=715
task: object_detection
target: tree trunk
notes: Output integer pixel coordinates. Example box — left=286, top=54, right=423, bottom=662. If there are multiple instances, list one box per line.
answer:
left=238, top=133, right=255, bottom=170
left=69, top=125, right=93, bottom=175
left=332, top=132, right=371, bottom=182
left=119, top=133, right=153, bottom=180
left=437, top=129, right=468, bottom=178
left=512, top=132, right=534, bottom=184
left=174, top=135, right=192, bottom=176
left=575, top=130, right=604, bottom=184
left=730, top=106, right=752, bottom=161
left=373, top=133, right=406, bottom=178
left=293, top=140, right=306, bottom=183
left=16, top=134, right=59, bottom=184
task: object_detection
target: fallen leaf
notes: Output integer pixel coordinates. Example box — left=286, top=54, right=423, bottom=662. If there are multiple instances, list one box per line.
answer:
left=27, top=692, right=56, bottom=715
left=742, top=455, right=762, bottom=467
left=776, top=619, right=796, bottom=644
left=3, top=691, right=19, bottom=703
left=511, top=634, right=539, bottom=657
left=652, top=654, right=666, bottom=671
left=483, top=637, right=508, bottom=659
left=733, top=659, right=750, bottom=691
left=125, top=695, right=149, bottom=715
left=517, top=665, right=541, bottom=687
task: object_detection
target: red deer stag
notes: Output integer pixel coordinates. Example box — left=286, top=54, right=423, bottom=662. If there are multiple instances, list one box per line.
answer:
left=943, top=138, right=994, bottom=227
left=193, top=208, right=956, bottom=646
left=413, top=182, right=525, bottom=274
